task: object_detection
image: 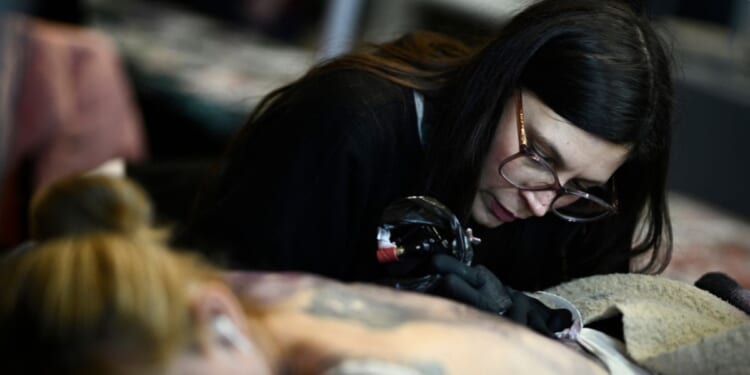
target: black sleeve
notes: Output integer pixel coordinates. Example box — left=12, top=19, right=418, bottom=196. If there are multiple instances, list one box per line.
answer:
left=472, top=216, right=630, bottom=291
left=182, top=70, right=420, bottom=281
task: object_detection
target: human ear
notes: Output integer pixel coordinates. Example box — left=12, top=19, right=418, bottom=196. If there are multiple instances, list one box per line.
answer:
left=181, top=282, right=275, bottom=375
left=190, top=281, right=254, bottom=354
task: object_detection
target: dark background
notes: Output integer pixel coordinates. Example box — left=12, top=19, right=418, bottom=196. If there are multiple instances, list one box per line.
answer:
left=5, top=0, right=749, bottom=223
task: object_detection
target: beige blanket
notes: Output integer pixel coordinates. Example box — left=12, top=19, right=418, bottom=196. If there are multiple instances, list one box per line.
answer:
left=547, top=274, right=750, bottom=375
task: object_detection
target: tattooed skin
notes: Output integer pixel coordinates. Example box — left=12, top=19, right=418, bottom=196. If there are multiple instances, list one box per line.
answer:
left=305, top=285, right=424, bottom=329
left=227, top=271, right=327, bottom=305
left=232, top=272, right=608, bottom=375
left=277, top=345, right=445, bottom=375
left=323, top=358, right=445, bottom=375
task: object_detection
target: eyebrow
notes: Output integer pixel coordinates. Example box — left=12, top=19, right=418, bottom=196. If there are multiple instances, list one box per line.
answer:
left=524, top=125, right=608, bottom=186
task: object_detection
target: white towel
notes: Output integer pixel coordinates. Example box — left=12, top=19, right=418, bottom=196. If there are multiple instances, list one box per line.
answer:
left=547, top=274, right=750, bottom=375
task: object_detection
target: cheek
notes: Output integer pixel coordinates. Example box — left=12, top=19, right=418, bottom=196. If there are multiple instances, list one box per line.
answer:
left=478, top=134, right=515, bottom=188
left=476, top=154, right=499, bottom=189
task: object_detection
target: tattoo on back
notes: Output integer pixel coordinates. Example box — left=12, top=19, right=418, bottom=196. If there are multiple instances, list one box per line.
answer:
left=324, top=358, right=445, bottom=375
left=305, top=286, right=422, bottom=329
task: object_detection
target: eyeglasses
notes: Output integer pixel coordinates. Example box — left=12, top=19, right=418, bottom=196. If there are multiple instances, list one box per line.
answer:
left=497, top=92, right=618, bottom=222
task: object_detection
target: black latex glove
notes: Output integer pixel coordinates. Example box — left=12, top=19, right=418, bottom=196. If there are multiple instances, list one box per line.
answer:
left=695, top=272, right=750, bottom=315
left=430, top=254, right=572, bottom=336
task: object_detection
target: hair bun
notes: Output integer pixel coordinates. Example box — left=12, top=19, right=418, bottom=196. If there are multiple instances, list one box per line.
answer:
left=30, top=175, right=155, bottom=240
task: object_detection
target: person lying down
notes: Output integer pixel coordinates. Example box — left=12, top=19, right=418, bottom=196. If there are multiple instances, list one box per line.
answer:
left=2, top=175, right=747, bottom=375
left=0, top=175, right=607, bottom=374
left=1, top=232, right=611, bottom=375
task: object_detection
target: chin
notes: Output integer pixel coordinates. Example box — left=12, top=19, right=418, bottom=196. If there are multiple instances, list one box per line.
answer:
left=481, top=217, right=504, bottom=229
left=470, top=202, right=503, bottom=229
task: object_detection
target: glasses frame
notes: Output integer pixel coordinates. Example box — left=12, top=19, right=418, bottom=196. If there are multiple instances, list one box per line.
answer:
left=497, top=91, right=619, bottom=222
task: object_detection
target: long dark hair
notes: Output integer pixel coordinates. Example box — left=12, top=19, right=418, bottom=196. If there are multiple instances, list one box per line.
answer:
left=236, top=0, right=673, bottom=275
left=424, top=0, right=673, bottom=275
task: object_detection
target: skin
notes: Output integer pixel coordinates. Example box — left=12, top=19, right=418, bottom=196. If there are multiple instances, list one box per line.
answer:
left=165, top=342, right=272, bottom=375
left=162, top=272, right=608, bottom=374
left=164, top=282, right=274, bottom=375
left=157, top=93, right=631, bottom=374
left=472, top=91, right=631, bottom=228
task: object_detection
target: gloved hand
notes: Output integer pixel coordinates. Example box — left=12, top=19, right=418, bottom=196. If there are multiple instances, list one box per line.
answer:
left=695, top=272, right=750, bottom=315
left=430, top=254, right=572, bottom=337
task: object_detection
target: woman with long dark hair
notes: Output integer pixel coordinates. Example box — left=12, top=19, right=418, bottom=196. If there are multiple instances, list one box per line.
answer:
left=179, top=0, right=674, bottom=333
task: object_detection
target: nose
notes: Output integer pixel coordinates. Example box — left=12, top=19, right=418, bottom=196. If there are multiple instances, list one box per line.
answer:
left=520, top=189, right=556, bottom=217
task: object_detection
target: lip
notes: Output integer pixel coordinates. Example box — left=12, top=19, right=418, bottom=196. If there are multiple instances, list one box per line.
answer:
left=489, top=197, right=516, bottom=223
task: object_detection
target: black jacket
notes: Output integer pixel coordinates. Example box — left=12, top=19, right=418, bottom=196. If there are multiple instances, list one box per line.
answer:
left=181, top=69, right=427, bottom=281
left=179, top=69, right=629, bottom=289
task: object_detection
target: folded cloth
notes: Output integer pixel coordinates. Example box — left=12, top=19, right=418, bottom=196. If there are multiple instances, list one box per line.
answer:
left=547, top=273, right=750, bottom=375
left=695, top=272, right=750, bottom=315
left=10, top=15, right=146, bottom=189
left=0, top=14, right=145, bottom=248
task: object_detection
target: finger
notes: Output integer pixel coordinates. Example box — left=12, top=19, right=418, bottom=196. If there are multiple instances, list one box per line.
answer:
left=470, top=265, right=498, bottom=287
left=521, top=295, right=573, bottom=334
left=506, top=294, right=531, bottom=325
left=437, top=273, right=484, bottom=308
left=440, top=274, right=510, bottom=313
left=430, top=254, right=485, bottom=287
left=511, top=295, right=572, bottom=337
left=431, top=254, right=474, bottom=278
left=527, top=309, right=555, bottom=337
left=430, top=254, right=465, bottom=273
left=545, top=308, right=573, bottom=333
left=505, top=296, right=554, bottom=336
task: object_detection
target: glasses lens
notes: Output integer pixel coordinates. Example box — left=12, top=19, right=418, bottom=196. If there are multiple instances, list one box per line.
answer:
left=500, top=155, right=556, bottom=189
left=552, top=186, right=613, bottom=220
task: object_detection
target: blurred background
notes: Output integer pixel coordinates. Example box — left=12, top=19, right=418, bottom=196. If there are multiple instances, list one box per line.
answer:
left=1, top=0, right=748, bottom=283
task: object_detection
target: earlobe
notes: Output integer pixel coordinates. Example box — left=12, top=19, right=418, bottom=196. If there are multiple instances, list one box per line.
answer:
left=179, top=282, right=275, bottom=375
left=190, top=281, right=253, bottom=353
left=211, top=314, right=253, bottom=354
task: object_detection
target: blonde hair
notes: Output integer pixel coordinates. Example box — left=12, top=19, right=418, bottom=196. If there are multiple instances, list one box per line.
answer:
left=1, top=175, right=221, bottom=374
left=0, top=233, right=221, bottom=375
